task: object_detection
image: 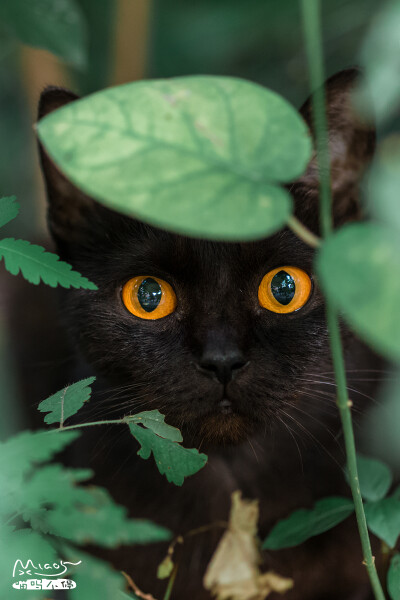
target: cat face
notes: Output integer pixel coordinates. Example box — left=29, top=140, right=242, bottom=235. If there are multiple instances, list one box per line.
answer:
left=38, top=70, right=375, bottom=444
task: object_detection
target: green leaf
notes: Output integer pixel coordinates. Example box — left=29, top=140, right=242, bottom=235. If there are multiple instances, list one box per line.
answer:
left=157, top=555, right=174, bottom=579
left=356, top=0, right=400, bottom=124
left=0, top=528, right=58, bottom=599
left=21, top=464, right=94, bottom=516
left=38, top=376, right=96, bottom=426
left=0, top=196, right=19, bottom=228
left=316, top=222, right=400, bottom=361
left=367, top=137, right=400, bottom=233
left=0, top=430, right=80, bottom=516
left=262, top=497, right=354, bottom=550
left=129, top=409, right=183, bottom=442
left=388, top=554, right=400, bottom=600
left=354, top=454, right=392, bottom=502
left=129, top=422, right=207, bottom=486
left=62, top=546, right=134, bottom=600
left=365, top=497, right=400, bottom=548
left=0, top=238, right=98, bottom=289
left=44, top=484, right=171, bottom=546
left=37, top=76, right=312, bottom=241
left=0, top=0, right=87, bottom=68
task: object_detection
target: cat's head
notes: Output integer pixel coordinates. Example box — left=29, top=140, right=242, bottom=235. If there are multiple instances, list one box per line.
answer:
left=37, top=70, right=374, bottom=445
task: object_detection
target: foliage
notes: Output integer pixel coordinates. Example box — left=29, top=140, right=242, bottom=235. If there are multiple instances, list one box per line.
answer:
left=37, top=377, right=208, bottom=486
left=388, top=554, right=400, bottom=600
left=129, top=422, right=207, bottom=486
left=0, top=196, right=19, bottom=228
left=356, top=0, right=400, bottom=124
left=38, top=376, right=96, bottom=426
left=36, top=76, right=312, bottom=241
left=351, top=454, right=392, bottom=503
left=0, top=429, right=169, bottom=598
left=262, top=497, right=354, bottom=550
left=316, top=223, right=400, bottom=361
left=0, top=0, right=87, bottom=67
left=0, top=238, right=98, bottom=289
left=0, top=197, right=97, bottom=289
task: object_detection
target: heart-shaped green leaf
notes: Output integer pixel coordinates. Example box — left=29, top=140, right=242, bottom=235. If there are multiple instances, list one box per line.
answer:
left=316, top=222, right=400, bottom=361
left=37, top=76, right=312, bottom=241
left=262, top=497, right=354, bottom=550
left=365, top=498, right=400, bottom=548
left=352, top=454, right=392, bottom=502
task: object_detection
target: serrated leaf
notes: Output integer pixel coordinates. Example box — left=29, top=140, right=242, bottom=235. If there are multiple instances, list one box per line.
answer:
left=0, top=196, right=19, bottom=228
left=0, top=0, right=87, bottom=68
left=316, top=222, right=400, bottom=361
left=129, top=422, right=207, bottom=486
left=62, top=546, right=132, bottom=600
left=365, top=497, right=400, bottom=548
left=21, top=464, right=94, bottom=517
left=129, top=410, right=182, bottom=442
left=262, top=497, right=354, bottom=550
left=0, top=527, right=58, bottom=599
left=351, top=454, right=393, bottom=502
left=0, top=238, right=98, bottom=289
left=38, top=376, right=96, bottom=426
left=44, top=484, right=171, bottom=546
left=37, top=76, right=313, bottom=241
left=0, top=430, right=80, bottom=516
left=388, top=554, right=400, bottom=600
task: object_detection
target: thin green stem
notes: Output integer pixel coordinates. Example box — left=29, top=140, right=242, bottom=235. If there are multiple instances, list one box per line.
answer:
left=326, top=310, right=385, bottom=600
left=163, top=562, right=179, bottom=600
left=287, top=215, right=321, bottom=248
left=50, top=417, right=132, bottom=432
left=300, top=1, right=386, bottom=599
left=301, top=0, right=332, bottom=237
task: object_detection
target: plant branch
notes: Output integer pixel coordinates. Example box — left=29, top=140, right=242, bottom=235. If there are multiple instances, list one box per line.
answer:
left=122, top=571, right=158, bottom=600
left=287, top=215, right=321, bottom=248
left=300, top=1, right=385, bottom=599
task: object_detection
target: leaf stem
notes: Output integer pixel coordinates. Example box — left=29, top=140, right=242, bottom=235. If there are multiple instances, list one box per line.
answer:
left=301, top=1, right=385, bottom=599
left=49, top=417, right=133, bottom=432
left=287, top=215, right=321, bottom=248
left=163, top=562, right=179, bottom=600
left=301, top=0, right=332, bottom=238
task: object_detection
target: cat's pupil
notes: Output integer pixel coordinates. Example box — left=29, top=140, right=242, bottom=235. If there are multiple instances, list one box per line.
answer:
left=137, top=278, right=162, bottom=312
left=271, top=271, right=295, bottom=305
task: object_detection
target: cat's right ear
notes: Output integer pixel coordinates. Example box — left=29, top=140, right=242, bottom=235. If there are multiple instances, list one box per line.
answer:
left=38, top=87, right=98, bottom=253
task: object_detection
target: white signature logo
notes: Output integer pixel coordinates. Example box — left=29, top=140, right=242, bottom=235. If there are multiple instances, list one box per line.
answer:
left=12, top=559, right=82, bottom=591
left=13, top=579, right=76, bottom=590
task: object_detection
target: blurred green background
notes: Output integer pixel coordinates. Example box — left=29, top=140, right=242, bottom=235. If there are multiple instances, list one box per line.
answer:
left=0, top=0, right=379, bottom=236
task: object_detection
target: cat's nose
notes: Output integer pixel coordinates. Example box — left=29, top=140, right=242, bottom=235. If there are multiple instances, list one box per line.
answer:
left=198, top=349, right=248, bottom=384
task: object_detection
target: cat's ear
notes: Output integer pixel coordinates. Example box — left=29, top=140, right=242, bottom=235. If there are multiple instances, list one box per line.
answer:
left=294, top=69, right=375, bottom=226
left=38, top=87, right=99, bottom=253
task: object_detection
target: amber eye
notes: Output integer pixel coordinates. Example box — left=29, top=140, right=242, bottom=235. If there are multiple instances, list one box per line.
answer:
left=258, top=266, right=312, bottom=314
left=122, top=276, right=177, bottom=320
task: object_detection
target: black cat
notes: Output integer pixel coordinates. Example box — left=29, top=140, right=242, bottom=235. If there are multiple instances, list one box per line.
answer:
left=35, top=69, right=380, bottom=599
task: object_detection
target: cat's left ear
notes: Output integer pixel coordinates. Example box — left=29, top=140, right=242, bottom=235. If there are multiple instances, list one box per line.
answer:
left=294, top=69, right=375, bottom=225
left=37, top=87, right=101, bottom=256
